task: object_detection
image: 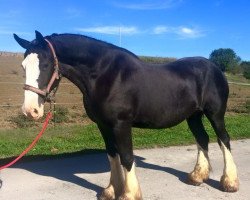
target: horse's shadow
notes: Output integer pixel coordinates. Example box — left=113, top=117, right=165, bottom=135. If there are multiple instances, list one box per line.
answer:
left=0, top=150, right=221, bottom=196
left=135, top=155, right=221, bottom=190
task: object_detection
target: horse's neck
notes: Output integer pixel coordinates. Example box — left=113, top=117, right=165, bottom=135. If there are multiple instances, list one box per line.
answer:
left=52, top=35, right=103, bottom=66
left=52, top=37, right=100, bottom=95
left=58, top=62, right=92, bottom=96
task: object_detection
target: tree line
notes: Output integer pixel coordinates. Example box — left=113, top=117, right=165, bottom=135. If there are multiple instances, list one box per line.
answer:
left=209, top=48, right=250, bottom=79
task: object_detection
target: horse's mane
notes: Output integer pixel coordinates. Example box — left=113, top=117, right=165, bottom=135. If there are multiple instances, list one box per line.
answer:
left=48, top=33, right=139, bottom=59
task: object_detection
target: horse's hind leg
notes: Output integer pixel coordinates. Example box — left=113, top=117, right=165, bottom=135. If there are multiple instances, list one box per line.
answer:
left=187, top=112, right=211, bottom=185
left=205, top=111, right=239, bottom=192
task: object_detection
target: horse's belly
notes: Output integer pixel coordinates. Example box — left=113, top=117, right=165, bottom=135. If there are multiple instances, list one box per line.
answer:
left=132, top=117, right=185, bottom=129
left=133, top=101, right=198, bottom=129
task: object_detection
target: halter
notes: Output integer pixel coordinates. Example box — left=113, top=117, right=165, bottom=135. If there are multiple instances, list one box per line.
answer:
left=23, top=39, right=61, bottom=102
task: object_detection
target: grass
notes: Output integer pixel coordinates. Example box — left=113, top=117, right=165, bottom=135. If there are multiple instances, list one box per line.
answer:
left=0, top=114, right=249, bottom=159
left=139, top=56, right=176, bottom=64
left=225, top=73, right=250, bottom=83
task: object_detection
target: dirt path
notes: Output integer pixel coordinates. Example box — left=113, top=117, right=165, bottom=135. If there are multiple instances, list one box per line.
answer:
left=0, top=139, right=249, bottom=200
left=228, top=81, right=250, bottom=86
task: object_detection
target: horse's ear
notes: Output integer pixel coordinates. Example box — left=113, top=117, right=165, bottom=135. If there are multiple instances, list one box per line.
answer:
left=13, top=34, right=31, bottom=49
left=35, top=30, right=46, bottom=47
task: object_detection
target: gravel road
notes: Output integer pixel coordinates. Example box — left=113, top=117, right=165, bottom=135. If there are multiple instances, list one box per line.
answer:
left=0, top=139, right=249, bottom=200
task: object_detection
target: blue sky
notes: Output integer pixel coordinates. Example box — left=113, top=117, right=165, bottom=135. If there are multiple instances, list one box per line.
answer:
left=1, top=0, right=249, bottom=60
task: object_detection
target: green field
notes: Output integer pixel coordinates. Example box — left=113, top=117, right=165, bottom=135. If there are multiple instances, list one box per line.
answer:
left=0, top=114, right=249, bottom=159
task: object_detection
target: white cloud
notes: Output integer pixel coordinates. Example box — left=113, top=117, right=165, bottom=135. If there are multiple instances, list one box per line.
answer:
left=153, top=26, right=169, bottom=34
left=176, top=27, right=205, bottom=39
left=76, top=24, right=206, bottom=39
left=181, top=27, right=193, bottom=34
left=152, top=25, right=205, bottom=39
left=112, top=0, right=183, bottom=10
left=76, top=26, right=139, bottom=35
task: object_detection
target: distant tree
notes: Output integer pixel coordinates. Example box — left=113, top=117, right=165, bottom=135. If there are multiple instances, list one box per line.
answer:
left=240, top=61, right=250, bottom=79
left=209, top=48, right=241, bottom=72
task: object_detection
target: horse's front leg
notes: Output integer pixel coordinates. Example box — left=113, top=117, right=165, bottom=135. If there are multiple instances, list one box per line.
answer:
left=98, top=124, right=124, bottom=200
left=114, top=120, right=142, bottom=200
left=99, top=154, right=124, bottom=200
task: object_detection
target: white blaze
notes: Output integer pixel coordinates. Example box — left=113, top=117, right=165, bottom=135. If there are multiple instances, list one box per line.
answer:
left=22, top=53, right=44, bottom=119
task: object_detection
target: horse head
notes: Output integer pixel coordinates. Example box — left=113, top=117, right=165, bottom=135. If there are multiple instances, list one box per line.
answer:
left=14, top=31, right=60, bottom=120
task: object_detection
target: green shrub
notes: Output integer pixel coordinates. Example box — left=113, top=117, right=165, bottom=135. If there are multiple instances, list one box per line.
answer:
left=241, top=61, right=250, bottom=79
left=243, top=67, right=250, bottom=79
left=52, top=106, right=69, bottom=123
left=209, top=48, right=241, bottom=72
left=229, top=65, right=243, bottom=75
left=9, top=114, right=36, bottom=128
left=8, top=106, right=70, bottom=127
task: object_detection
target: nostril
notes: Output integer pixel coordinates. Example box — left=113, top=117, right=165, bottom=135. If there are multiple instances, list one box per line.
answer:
left=33, top=108, right=38, bottom=115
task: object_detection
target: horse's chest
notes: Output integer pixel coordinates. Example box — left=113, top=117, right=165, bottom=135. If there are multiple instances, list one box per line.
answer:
left=83, top=96, right=99, bottom=122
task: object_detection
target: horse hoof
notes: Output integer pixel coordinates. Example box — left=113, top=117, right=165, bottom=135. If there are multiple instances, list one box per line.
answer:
left=117, top=193, right=142, bottom=200
left=117, top=195, right=131, bottom=200
left=98, top=194, right=114, bottom=200
left=220, top=175, right=239, bottom=192
left=98, top=187, right=115, bottom=200
left=187, top=172, right=205, bottom=186
left=98, top=196, right=114, bottom=200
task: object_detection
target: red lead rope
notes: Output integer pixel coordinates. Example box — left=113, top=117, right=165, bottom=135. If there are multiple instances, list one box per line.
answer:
left=0, top=112, right=53, bottom=171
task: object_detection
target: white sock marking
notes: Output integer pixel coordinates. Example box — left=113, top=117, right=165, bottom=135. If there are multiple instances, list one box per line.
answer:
left=123, top=162, right=142, bottom=199
left=221, top=142, right=238, bottom=182
left=108, top=155, right=124, bottom=193
left=189, top=145, right=210, bottom=182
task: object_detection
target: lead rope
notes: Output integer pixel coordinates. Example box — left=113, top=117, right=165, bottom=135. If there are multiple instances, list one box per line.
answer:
left=49, top=100, right=56, bottom=127
left=0, top=91, right=58, bottom=181
left=49, top=81, right=60, bottom=126
left=51, top=99, right=56, bottom=127
left=0, top=112, right=53, bottom=171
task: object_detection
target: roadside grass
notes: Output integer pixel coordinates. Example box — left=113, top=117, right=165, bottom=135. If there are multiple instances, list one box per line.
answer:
left=225, top=73, right=250, bottom=84
left=0, top=114, right=249, bottom=159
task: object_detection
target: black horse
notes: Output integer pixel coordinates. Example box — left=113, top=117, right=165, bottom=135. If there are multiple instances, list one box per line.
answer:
left=14, top=31, right=239, bottom=200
